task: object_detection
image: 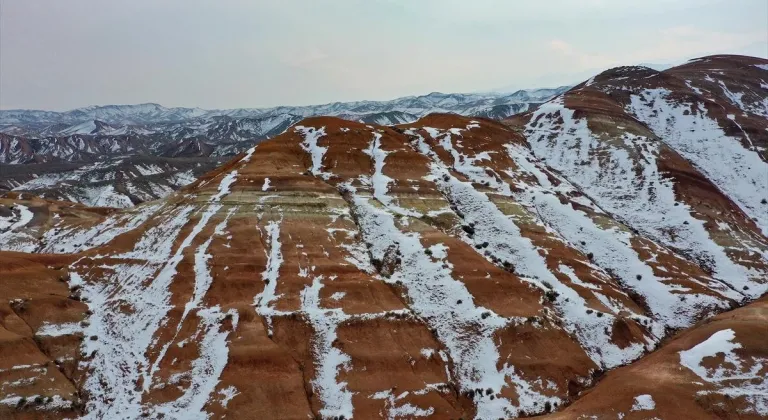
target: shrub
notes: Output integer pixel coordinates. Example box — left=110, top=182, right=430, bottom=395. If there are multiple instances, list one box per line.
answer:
left=481, top=312, right=491, bottom=319
left=424, top=249, right=433, bottom=256
left=461, top=225, right=475, bottom=236
left=502, top=261, right=514, bottom=273
left=456, top=299, right=462, bottom=305
left=17, top=397, right=26, bottom=407
left=34, top=396, right=44, bottom=405
left=587, top=252, right=594, bottom=260
left=544, top=290, right=559, bottom=302
left=636, top=274, right=642, bottom=280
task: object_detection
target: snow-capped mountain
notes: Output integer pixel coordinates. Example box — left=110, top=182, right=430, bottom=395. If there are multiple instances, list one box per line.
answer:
left=0, top=88, right=568, bottom=164
left=0, top=87, right=569, bottom=136
left=1, top=156, right=221, bottom=208
left=0, top=87, right=567, bottom=206
left=0, top=55, right=766, bottom=420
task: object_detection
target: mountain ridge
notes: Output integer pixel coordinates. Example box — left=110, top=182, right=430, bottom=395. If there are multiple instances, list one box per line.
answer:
left=0, top=54, right=766, bottom=419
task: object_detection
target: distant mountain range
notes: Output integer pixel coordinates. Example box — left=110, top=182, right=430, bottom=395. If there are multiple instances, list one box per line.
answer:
left=0, top=87, right=569, bottom=140
left=0, top=87, right=568, bottom=207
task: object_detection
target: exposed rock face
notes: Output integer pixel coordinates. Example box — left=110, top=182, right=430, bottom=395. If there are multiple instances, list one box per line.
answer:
left=0, top=55, right=766, bottom=419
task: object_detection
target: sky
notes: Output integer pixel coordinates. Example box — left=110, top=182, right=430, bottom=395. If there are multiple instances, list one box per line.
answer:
left=1, top=0, right=766, bottom=111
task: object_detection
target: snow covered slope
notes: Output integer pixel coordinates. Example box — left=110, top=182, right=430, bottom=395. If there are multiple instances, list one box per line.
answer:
left=1, top=96, right=766, bottom=418
left=1, top=156, right=221, bottom=207
left=0, top=88, right=568, bottom=162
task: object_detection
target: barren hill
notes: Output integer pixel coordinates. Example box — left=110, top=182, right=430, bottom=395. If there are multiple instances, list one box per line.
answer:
left=0, top=55, right=766, bottom=419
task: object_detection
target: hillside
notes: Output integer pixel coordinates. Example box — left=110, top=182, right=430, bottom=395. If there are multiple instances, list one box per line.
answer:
left=0, top=88, right=567, bottom=208
left=0, top=55, right=766, bottom=419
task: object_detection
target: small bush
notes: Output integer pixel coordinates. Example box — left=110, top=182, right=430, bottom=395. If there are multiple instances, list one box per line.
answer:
left=502, top=261, right=514, bottom=273
left=485, top=388, right=493, bottom=396
left=596, top=312, right=604, bottom=318
left=34, top=396, right=44, bottom=405
left=424, top=249, right=433, bottom=256
left=636, top=274, right=642, bottom=280
left=587, top=252, right=594, bottom=260
left=481, top=312, right=491, bottom=319
left=761, top=198, right=767, bottom=204
left=544, top=401, right=552, bottom=413
left=461, top=225, right=475, bottom=236
left=17, top=397, right=26, bottom=407
left=456, top=299, right=462, bottom=305
left=544, top=290, right=559, bottom=302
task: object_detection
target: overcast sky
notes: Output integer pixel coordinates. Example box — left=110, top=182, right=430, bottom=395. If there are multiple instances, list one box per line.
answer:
left=1, top=0, right=766, bottom=111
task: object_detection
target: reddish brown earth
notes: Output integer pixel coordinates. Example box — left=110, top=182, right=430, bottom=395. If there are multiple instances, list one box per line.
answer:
left=0, top=55, right=766, bottom=419
left=542, top=296, right=768, bottom=420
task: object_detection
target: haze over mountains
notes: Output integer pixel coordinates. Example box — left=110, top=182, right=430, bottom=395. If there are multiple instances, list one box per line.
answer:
left=0, top=54, right=767, bottom=419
